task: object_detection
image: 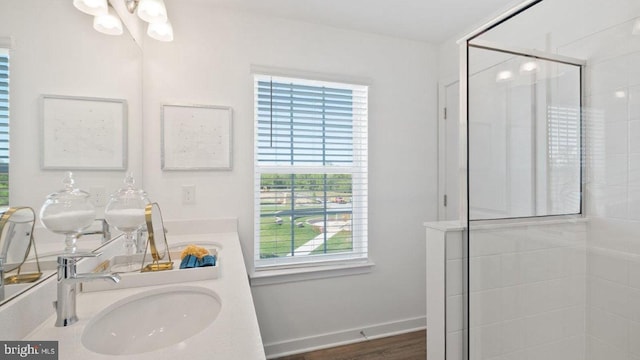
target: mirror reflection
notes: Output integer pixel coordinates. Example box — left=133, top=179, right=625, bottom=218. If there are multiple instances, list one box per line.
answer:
left=141, top=203, right=173, bottom=272
left=468, top=47, right=582, bottom=220
left=0, top=207, right=43, bottom=304
left=0, top=0, right=142, bottom=305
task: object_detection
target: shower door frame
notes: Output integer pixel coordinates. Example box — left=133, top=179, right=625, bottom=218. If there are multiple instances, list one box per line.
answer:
left=458, top=0, right=587, bottom=359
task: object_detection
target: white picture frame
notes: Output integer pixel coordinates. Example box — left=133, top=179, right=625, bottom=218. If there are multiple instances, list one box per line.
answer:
left=40, top=95, right=127, bottom=170
left=161, top=104, right=233, bottom=171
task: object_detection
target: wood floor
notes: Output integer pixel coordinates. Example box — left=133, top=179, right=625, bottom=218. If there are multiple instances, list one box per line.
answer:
left=273, top=330, right=426, bottom=360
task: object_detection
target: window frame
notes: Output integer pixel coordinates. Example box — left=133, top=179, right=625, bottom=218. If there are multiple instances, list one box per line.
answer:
left=253, top=72, right=369, bottom=271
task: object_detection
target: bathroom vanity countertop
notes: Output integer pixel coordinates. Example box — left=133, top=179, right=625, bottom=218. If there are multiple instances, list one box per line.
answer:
left=24, top=222, right=266, bottom=360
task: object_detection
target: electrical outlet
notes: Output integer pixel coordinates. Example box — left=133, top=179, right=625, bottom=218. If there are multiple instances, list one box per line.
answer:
left=89, top=186, right=107, bottom=207
left=182, top=185, right=196, bottom=204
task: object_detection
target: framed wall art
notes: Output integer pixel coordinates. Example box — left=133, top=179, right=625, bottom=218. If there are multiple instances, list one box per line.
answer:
left=161, top=104, right=232, bottom=170
left=41, top=95, right=127, bottom=170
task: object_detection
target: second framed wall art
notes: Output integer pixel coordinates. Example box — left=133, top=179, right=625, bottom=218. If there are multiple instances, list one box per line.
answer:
left=161, top=104, right=233, bottom=170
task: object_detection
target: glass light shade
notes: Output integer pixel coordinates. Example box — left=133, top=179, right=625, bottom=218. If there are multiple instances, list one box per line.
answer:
left=520, top=60, right=538, bottom=73
left=39, top=172, right=96, bottom=253
left=93, top=7, right=124, bottom=36
left=496, top=70, right=514, bottom=82
left=147, top=21, right=174, bottom=42
left=73, top=0, right=108, bottom=16
left=137, top=0, right=168, bottom=23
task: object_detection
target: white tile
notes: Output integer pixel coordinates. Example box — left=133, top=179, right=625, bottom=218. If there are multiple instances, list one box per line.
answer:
left=470, top=289, right=503, bottom=326
left=500, top=285, right=523, bottom=321
left=589, top=250, right=629, bottom=284
left=501, top=318, right=525, bottom=354
left=501, top=350, right=528, bottom=360
left=606, top=122, right=629, bottom=156
left=524, top=310, right=564, bottom=347
left=447, top=233, right=463, bottom=260
left=630, top=257, right=640, bottom=289
left=628, top=288, right=640, bottom=323
left=631, top=121, right=640, bottom=154
left=629, top=153, right=640, bottom=188
left=470, top=255, right=502, bottom=292
left=501, top=253, right=522, bottom=287
left=588, top=277, right=631, bottom=318
left=590, top=58, right=632, bottom=96
left=587, top=335, right=627, bottom=360
left=447, top=295, right=464, bottom=333
left=629, top=187, right=640, bottom=221
left=447, top=259, right=463, bottom=296
left=565, top=276, right=587, bottom=306
left=587, top=306, right=628, bottom=352
left=521, top=250, right=552, bottom=283
left=470, top=230, right=517, bottom=257
left=547, top=279, right=570, bottom=310
left=630, top=86, right=640, bottom=121
left=521, top=281, right=553, bottom=316
left=628, top=236, right=640, bottom=257
left=470, top=323, right=502, bottom=359
left=563, top=306, right=586, bottom=338
left=630, top=320, right=640, bottom=356
left=603, top=186, right=629, bottom=220
left=447, top=331, right=464, bottom=360
left=605, top=154, right=628, bottom=186
left=529, top=336, right=585, bottom=360
left=564, top=247, right=587, bottom=276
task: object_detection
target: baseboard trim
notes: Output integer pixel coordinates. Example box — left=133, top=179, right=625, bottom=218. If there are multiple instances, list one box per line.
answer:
left=264, top=316, right=426, bottom=359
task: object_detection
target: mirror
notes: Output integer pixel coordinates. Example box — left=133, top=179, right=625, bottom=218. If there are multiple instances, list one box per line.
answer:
left=0, top=0, right=142, bottom=305
left=141, top=203, right=173, bottom=272
left=0, top=207, right=45, bottom=304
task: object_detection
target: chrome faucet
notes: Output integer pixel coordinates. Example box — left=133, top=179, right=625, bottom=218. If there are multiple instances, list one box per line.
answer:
left=78, top=219, right=111, bottom=244
left=54, top=254, right=120, bottom=327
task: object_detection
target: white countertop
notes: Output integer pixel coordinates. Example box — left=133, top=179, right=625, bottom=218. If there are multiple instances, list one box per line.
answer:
left=24, top=222, right=266, bottom=360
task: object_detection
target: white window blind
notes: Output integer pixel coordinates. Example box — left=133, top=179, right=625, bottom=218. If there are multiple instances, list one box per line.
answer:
left=0, top=49, right=8, bottom=206
left=254, top=74, right=368, bottom=269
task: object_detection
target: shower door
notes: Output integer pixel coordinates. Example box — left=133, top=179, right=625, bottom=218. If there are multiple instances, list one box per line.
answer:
left=465, top=44, right=585, bottom=360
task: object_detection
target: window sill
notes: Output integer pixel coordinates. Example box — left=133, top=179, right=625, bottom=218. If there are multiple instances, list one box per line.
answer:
left=249, top=260, right=375, bottom=286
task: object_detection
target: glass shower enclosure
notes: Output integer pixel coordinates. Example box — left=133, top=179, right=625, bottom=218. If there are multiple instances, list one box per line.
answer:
left=460, top=0, right=640, bottom=359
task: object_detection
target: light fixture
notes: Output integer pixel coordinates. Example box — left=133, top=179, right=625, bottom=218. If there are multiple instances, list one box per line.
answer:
left=136, top=0, right=168, bottom=24
left=496, top=70, right=514, bottom=82
left=520, top=60, right=539, bottom=73
left=73, top=0, right=108, bottom=16
left=633, top=18, right=640, bottom=36
left=125, top=0, right=173, bottom=41
left=93, top=5, right=124, bottom=36
left=75, top=0, right=173, bottom=42
left=147, top=21, right=174, bottom=42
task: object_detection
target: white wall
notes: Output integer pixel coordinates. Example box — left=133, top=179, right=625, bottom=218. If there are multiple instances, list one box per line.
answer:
left=142, top=1, right=437, bottom=356
left=0, top=0, right=142, bottom=217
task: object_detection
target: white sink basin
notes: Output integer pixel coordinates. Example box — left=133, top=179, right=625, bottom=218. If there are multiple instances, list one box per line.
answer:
left=81, top=286, right=222, bottom=355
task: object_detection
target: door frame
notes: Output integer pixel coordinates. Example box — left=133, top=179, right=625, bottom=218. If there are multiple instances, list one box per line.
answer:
left=438, top=76, right=460, bottom=221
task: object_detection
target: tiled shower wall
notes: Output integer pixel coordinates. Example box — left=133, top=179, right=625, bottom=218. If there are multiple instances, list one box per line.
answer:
left=584, top=28, right=640, bottom=360
left=466, top=220, right=587, bottom=360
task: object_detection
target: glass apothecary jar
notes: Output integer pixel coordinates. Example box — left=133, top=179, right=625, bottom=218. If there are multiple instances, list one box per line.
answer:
left=40, top=172, right=96, bottom=254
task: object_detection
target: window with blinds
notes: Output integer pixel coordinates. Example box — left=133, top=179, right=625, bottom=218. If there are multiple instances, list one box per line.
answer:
left=0, top=49, right=8, bottom=206
left=254, top=74, right=368, bottom=268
